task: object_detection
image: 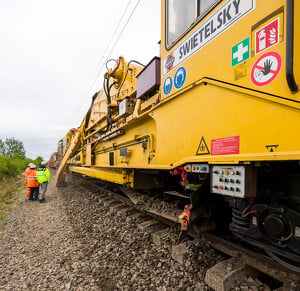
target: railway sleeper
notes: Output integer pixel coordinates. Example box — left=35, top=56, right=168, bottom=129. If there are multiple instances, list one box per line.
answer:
left=102, top=198, right=116, bottom=207
left=137, top=219, right=167, bottom=234
left=153, top=229, right=179, bottom=250
left=205, top=257, right=298, bottom=291
left=77, top=178, right=299, bottom=290
left=115, top=205, right=134, bottom=216
left=204, top=234, right=300, bottom=291
left=109, top=202, right=125, bottom=213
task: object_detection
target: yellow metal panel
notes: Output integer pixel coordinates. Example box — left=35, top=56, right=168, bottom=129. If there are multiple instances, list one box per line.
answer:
left=151, top=80, right=300, bottom=165
left=85, top=144, right=92, bottom=166
left=161, top=0, right=299, bottom=101
left=69, top=166, right=130, bottom=185
left=59, top=0, right=300, bottom=180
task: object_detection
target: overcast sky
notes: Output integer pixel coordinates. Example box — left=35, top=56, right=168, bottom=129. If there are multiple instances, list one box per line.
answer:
left=0, top=0, right=160, bottom=159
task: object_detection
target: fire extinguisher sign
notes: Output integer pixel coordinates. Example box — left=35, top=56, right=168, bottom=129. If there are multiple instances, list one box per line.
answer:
left=255, top=18, right=279, bottom=55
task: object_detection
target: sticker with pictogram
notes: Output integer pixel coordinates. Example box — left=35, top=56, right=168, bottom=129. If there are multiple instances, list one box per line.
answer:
left=232, top=37, right=250, bottom=67
left=196, top=137, right=210, bottom=155
left=163, top=77, right=173, bottom=95
left=255, top=18, right=279, bottom=55
left=251, top=51, right=281, bottom=86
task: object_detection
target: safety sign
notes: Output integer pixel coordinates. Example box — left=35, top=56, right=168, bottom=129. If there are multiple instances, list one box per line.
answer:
left=251, top=51, right=281, bottom=86
left=163, top=77, right=173, bottom=95
left=255, top=18, right=279, bottom=55
left=174, top=67, right=186, bottom=89
left=196, top=137, right=210, bottom=155
left=232, top=37, right=250, bottom=66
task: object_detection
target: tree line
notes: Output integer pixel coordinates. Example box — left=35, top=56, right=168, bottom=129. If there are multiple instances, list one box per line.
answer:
left=0, top=138, right=43, bottom=180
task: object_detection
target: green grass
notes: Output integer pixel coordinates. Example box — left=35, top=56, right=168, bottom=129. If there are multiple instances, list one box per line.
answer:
left=0, top=175, right=25, bottom=228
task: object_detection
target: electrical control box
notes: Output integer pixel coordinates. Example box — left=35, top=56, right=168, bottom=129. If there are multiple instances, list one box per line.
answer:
left=211, top=165, right=256, bottom=198
left=119, top=98, right=134, bottom=117
left=136, top=56, right=160, bottom=99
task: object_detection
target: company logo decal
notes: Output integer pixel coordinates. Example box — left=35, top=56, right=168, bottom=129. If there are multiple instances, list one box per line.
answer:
left=174, top=67, right=186, bottom=89
left=255, top=18, right=279, bottom=55
left=251, top=51, right=281, bottom=86
left=165, top=53, right=175, bottom=72
left=162, top=0, right=256, bottom=75
left=163, top=77, right=173, bottom=95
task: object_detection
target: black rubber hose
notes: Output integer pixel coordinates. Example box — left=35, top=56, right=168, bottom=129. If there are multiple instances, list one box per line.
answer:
left=286, top=0, right=298, bottom=92
left=84, top=92, right=98, bottom=129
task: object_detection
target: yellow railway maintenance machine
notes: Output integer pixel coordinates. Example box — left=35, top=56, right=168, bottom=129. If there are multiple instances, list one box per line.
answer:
left=57, top=0, right=300, bottom=270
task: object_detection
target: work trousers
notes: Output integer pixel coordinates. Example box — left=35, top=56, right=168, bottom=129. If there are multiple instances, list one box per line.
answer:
left=29, top=187, right=39, bottom=201
left=26, top=187, right=30, bottom=199
left=40, top=182, right=48, bottom=201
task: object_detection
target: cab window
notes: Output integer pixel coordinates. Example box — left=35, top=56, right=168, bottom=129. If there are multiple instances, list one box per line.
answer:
left=166, top=0, right=219, bottom=48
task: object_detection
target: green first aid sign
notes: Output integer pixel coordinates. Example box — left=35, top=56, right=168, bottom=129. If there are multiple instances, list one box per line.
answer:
left=232, top=37, right=250, bottom=66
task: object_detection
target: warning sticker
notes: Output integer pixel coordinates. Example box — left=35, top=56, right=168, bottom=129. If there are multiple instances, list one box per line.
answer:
left=211, top=136, right=240, bottom=155
left=255, top=18, right=279, bottom=55
left=251, top=51, right=281, bottom=86
left=196, top=137, right=210, bottom=155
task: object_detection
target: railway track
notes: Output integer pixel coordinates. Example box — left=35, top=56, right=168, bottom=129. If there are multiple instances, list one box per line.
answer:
left=64, top=173, right=300, bottom=290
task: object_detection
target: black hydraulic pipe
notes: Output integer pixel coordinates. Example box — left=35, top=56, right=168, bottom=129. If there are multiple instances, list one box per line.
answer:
left=85, top=92, right=98, bottom=129
left=286, top=0, right=298, bottom=93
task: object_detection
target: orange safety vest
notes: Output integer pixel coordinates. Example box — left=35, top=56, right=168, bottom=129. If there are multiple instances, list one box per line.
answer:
left=24, top=167, right=31, bottom=199
left=26, top=169, right=40, bottom=187
left=25, top=167, right=31, bottom=185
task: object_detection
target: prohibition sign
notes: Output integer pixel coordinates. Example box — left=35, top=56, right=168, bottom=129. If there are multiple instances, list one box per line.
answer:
left=251, top=51, right=282, bottom=86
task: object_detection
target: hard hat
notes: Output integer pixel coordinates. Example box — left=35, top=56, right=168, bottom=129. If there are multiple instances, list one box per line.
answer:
left=41, top=160, right=47, bottom=166
left=30, top=164, right=36, bottom=169
left=28, top=162, right=33, bottom=167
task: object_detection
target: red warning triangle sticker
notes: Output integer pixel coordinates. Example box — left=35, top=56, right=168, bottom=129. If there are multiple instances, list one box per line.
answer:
left=196, top=137, right=210, bottom=155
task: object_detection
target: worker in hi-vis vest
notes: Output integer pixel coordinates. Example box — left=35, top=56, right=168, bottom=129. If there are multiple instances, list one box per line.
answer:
left=36, top=161, right=51, bottom=203
left=24, top=163, right=34, bottom=200
left=27, top=164, right=40, bottom=201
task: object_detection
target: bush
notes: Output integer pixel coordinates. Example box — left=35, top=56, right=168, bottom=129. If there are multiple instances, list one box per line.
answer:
left=0, top=156, right=43, bottom=180
left=0, top=137, right=44, bottom=180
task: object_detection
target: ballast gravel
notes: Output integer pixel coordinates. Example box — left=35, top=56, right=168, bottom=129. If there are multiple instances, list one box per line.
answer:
left=0, top=172, right=271, bottom=290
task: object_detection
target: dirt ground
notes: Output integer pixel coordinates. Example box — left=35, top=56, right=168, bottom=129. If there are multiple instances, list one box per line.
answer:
left=0, top=171, right=279, bottom=291
left=0, top=173, right=94, bottom=290
left=0, top=172, right=227, bottom=290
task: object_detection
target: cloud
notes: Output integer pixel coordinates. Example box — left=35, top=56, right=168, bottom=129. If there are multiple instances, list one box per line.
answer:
left=0, top=0, right=160, bottom=159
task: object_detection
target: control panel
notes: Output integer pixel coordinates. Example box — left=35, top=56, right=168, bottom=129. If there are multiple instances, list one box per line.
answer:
left=185, top=163, right=209, bottom=173
left=211, top=165, right=256, bottom=198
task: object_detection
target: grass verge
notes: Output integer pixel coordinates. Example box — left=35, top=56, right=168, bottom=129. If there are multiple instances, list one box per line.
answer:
left=0, top=175, right=26, bottom=228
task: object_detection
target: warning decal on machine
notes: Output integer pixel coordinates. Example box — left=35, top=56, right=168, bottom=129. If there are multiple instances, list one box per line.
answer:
left=211, top=136, right=240, bottom=155
left=196, top=137, right=210, bottom=155
left=251, top=51, right=281, bottom=86
left=255, top=18, right=279, bottom=55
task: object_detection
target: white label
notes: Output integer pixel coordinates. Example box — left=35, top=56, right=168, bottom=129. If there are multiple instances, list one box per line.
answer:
left=163, top=0, right=256, bottom=76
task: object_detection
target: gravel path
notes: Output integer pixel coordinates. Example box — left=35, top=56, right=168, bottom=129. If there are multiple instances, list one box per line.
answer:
left=0, top=173, right=96, bottom=290
left=0, top=172, right=225, bottom=290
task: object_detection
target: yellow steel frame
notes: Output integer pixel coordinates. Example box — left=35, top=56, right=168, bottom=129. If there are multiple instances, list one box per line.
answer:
left=58, top=0, right=300, bottom=186
left=69, top=166, right=133, bottom=185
